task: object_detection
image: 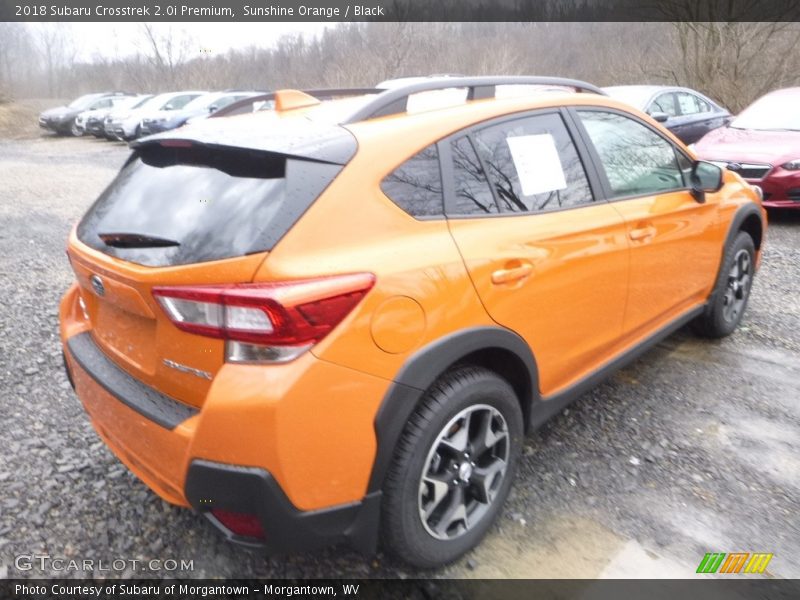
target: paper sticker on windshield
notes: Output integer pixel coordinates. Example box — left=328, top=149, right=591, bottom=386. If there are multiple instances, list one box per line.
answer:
left=506, top=134, right=567, bottom=196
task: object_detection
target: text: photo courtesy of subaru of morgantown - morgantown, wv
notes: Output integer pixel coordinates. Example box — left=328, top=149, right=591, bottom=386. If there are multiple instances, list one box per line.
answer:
left=60, top=76, right=766, bottom=568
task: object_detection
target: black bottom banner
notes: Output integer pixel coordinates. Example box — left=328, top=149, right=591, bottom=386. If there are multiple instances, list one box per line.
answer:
left=2, top=579, right=800, bottom=600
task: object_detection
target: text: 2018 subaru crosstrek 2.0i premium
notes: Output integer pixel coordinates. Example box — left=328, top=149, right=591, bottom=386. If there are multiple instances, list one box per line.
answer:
left=60, top=77, right=766, bottom=568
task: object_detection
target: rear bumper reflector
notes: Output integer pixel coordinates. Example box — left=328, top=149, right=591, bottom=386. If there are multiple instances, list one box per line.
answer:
left=66, top=332, right=198, bottom=429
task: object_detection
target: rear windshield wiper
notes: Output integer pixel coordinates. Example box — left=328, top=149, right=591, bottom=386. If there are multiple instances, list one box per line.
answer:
left=98, top=232, right=181, bottom=248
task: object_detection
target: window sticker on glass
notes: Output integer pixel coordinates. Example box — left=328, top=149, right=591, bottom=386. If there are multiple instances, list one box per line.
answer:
left=506, top=134, right=567, bottom=196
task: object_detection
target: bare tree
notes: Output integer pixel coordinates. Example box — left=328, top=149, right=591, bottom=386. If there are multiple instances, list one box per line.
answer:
left=34, top=24, right=79, bottom=97
left=643, top=21, right=800, bottom=111
left=137, top=24, right=194, bottom=90
left=5, top=21, right=800, bottom=112
left=0, top=23, right=35, bottom=101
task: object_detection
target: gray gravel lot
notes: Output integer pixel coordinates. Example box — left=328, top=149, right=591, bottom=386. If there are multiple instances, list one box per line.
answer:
left=0, top=135, right=798, bottom=579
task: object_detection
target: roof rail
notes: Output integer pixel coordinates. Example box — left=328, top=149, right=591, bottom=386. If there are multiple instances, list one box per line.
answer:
left=342, top=76, right=606, bottom=124
left=210, top=88, right=382, bottom=119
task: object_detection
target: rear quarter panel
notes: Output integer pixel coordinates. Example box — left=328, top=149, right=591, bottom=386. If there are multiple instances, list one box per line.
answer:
left=252, top=121, right=495, bottom=381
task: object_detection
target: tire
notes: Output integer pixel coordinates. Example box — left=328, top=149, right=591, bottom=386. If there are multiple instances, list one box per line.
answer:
left=693, top=231, right=756, bottom=338
left=70, top=120, right=84, bottom=137
left=381, top=366, right=523, bottom=568
left=121, top=126, right=138, bottom=142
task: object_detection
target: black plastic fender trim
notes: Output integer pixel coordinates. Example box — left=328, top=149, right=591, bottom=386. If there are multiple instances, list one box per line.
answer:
left=367, top=326, right=539, bottom=493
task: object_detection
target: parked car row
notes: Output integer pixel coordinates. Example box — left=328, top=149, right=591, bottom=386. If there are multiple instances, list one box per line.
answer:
left=39, top=82, right=800, bottom=210
left=39, top=90, right=263, bottom=141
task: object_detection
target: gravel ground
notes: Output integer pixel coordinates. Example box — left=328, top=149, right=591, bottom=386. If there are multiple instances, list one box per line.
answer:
left=0, top=135, right=798, bottom=579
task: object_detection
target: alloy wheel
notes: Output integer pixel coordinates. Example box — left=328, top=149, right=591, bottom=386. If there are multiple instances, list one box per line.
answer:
left=418, top=404, right=509, bottom=540
left=722, top=248, right=751, bottom=323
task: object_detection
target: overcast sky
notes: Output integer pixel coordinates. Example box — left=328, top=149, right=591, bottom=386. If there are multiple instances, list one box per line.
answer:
left=27, top=22, right=334, bottom=61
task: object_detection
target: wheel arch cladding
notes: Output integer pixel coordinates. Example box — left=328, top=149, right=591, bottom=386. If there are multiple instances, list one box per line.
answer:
left=739, top=211, right=763, bottom=250
left=725, top=202, right=764, bottom=252
left=367, top=326, right=539, bottom=493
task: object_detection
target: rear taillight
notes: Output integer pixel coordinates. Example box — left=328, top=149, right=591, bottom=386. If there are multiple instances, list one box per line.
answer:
left=152, top=273, right=375, bottom=363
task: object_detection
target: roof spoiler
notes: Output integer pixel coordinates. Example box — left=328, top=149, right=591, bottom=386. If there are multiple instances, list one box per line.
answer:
left=273, top=89, right=321, bottom=111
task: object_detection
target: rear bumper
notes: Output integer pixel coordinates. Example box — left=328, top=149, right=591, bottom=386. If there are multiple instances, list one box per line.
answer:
left=59, top=283, right=388, bottom=553
left=63, top=330, right=196, bottom=506
left=67, top=332, right=198, bottom=429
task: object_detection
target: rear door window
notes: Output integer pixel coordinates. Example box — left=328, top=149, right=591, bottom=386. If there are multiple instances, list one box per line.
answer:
left=77, top=145, right=341, bottom=267
left=676, top=92, right=710, bottom=115
left=469, top=112, right=594, bottom=213
left=650, top=93, right=678, bottom=116
left=449, top=136, right=499, bottom=215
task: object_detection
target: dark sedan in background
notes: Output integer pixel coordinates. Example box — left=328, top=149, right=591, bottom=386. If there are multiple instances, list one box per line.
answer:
left=604, top=85, right=731, bottom=144
left=38, top=92, right=132, bottom=136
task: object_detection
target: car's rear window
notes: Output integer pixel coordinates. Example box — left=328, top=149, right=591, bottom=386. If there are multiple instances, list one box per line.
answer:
left=77, top=145, right=341, bottom=267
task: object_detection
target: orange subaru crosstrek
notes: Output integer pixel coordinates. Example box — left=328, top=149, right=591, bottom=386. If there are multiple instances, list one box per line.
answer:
left=60, top=76, right=766, bottom=567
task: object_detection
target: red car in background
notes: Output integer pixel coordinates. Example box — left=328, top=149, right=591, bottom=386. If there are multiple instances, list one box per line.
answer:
left=694, top=87, right=800, bottom=209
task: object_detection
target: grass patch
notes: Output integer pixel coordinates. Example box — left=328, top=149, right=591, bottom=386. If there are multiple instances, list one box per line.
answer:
left=0, top=99, right=66, bottom=139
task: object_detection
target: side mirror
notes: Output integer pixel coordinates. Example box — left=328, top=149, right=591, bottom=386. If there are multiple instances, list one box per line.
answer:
left=164, top=103, right=175, bottom=111
left=649, top=111, right=669, bottom=123
left=690, top=160, right=723, bottom=203
left=208, top=105, right=218, bottom=113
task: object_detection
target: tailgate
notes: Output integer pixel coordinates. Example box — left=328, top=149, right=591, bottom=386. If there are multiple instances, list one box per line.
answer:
left=67, top=238, right=267, bottom=408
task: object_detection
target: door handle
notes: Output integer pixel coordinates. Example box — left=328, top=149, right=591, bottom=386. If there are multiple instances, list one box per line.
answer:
left=491, top=262, right=533, bottom=284
left=629, top=225, right=657, bottom=241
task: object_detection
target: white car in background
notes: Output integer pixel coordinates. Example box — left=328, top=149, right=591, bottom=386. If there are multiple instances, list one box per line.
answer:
left=108, top=91, right=206, bottom=141
left=102, top=95, right=153, bottom=140
left=75, top=94, right=144, bottom=138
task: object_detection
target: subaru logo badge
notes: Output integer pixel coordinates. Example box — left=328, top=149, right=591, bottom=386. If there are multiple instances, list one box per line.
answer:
left=90, top=274, right=105, bottom=297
